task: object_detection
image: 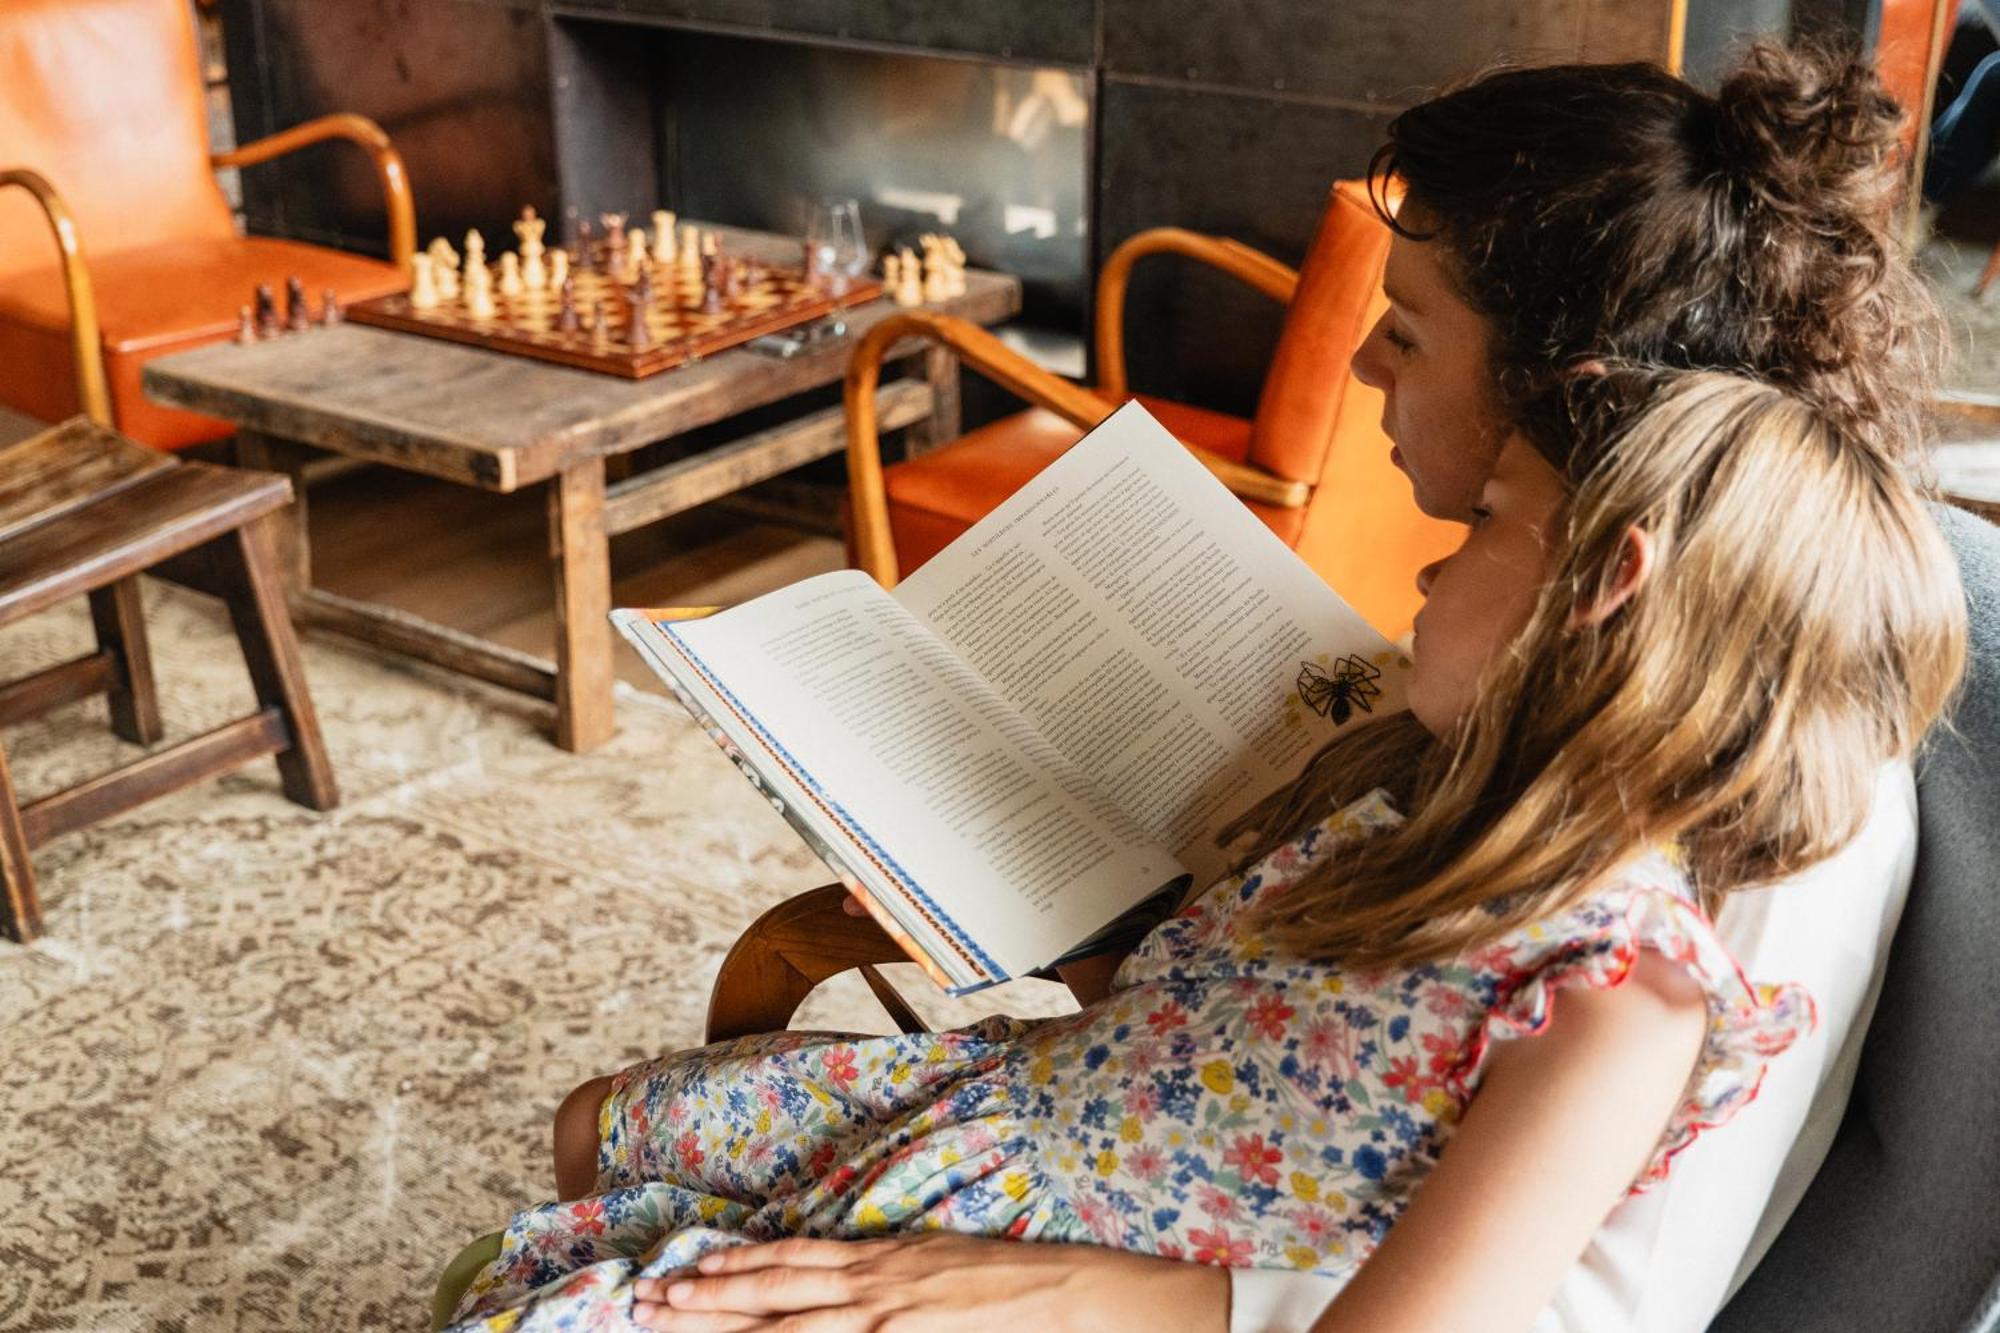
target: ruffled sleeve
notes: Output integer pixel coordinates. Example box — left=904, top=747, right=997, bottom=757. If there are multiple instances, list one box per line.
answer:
left=1464, top=861, right=1818, bottom=1190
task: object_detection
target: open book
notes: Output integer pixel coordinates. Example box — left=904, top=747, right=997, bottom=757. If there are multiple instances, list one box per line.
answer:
left=614, top=402, right=1409, bottom=993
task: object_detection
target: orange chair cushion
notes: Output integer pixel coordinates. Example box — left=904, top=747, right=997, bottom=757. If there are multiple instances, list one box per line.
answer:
left=884, top=395, right=1304, bottom=576
left=0, top=0, right=235, bottom=283
left=0, top=237, right=405, bottom=449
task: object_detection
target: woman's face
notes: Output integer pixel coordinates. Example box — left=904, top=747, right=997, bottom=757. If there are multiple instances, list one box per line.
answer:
left=1351, top=228, right=1505, bottom=523
left=1405, top=436, right=1567, bottom=737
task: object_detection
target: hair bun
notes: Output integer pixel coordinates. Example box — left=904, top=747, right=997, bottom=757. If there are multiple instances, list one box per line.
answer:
left=1704, top=43, right=1907, bottom=221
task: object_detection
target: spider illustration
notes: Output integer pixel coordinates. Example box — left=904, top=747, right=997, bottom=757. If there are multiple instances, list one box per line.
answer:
left=1296, top=655, right=1383, bottom=725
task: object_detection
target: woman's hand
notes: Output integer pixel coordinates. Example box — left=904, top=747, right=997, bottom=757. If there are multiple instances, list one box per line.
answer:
left=630, top=1233, right=1229, bottom=1332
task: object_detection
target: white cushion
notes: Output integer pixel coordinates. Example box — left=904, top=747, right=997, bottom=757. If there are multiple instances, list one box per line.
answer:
left=1228, top=761, right=1918, bottom=1333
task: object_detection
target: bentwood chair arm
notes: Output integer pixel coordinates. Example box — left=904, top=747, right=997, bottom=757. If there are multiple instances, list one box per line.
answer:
left=845, top=311, right=1308, bottom=587
left=705, top=883, right=927, bottom=1041
left=1094, top=227, right=1300, bottom=401
left=0, top=169, right=112, bottom=427
left=212, top=113, right=417, bottom=271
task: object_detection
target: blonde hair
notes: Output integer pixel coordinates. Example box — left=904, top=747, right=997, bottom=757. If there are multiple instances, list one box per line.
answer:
left=1234, top=370, right=1967, bottom=967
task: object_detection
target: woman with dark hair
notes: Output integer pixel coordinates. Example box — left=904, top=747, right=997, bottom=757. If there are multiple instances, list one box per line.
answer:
left=453, top=44, right=1956, bottom=1333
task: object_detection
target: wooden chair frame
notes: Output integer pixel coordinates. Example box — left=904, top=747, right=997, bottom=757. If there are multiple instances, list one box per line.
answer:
left=843, top=227, right=1308, bottom=588
left=1, top=112, right=414, bottom=431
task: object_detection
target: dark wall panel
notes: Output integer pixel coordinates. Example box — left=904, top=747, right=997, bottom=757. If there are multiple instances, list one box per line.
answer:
left=222, top=0, right=557, bottom=258
left=558, top=0, right=1096, bottom=67
left=1101, top=0, right=1590, bottom=106
left=1095, top=80, right=1394, bottom=414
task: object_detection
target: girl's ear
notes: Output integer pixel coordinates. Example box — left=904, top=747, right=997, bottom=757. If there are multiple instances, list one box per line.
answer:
left=1569, top=525, right=1655, bottom=628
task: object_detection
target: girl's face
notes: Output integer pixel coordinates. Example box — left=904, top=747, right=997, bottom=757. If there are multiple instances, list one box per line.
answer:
left=1350, top=227, right=1505, bottom=523
left=1406, top=437, right=1567, bottom=737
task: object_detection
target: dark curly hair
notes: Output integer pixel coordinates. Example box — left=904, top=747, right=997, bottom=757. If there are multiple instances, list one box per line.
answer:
left=1371, top=42, right=1944, bottom=466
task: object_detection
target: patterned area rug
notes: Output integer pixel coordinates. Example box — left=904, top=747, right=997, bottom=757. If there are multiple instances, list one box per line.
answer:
left=0, top=583, right=1068, bottom=1331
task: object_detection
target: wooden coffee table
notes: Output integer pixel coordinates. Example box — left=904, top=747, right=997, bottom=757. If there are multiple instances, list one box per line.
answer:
left=145, top=225, right=1020, bottom=752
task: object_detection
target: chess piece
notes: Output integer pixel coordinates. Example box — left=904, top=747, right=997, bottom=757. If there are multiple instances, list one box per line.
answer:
left=700, top=245, right=728, bottom=313
left=626, top=228, right=648, bottom=283
left=921, top=237, right=950, bottom=304
left=556, top=275, right=580, bottom=333
left=514, top=206, right=548, bottom=290
left=409, top=253, right=441, bottom=310
left=463, top=229, right=485, bottom=270
left=465, top=262, right=496, bottom=320
left=498, top=252, right=524, bottom=297
left=236, top=304, right=257, bottom=345
left=942, top=236, right=968, bottom=296
left=320, top=288, right=342, bottom=325
left=632, top=263, right=654, bottom=308
left=286, top=275, right=312, bottom=331
left=573, top=217, right=595, bottom=270
left=589, top=300, right=609, bottom=344
left=803, top=237, right=825, bottom=288
left=652, top=210, right=677, bottom=263
left=427, top=235, right=459, bottom=275
left=463, top=230, right=489, bottom=302
left=254, top=282, right=280, bottom=337
left=600, top=213, right=627, bottom=265
left=548, top=248, right=569, bottom=292
left=895, top=247, right=923, bottom=307
left=625, top=294, right=652, bottom=351
left=881, top=252, right=902, bottom=301
left=678, top=224, right=701, bottom=278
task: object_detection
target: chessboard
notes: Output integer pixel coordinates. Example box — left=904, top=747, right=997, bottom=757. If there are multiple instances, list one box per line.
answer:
left=347, top=252, right=882, bottom=380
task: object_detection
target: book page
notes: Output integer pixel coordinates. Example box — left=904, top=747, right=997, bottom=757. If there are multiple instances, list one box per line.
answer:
left=894, top=402, right=1409, bottom=890
left=654, top=570, right=1187, bottom=988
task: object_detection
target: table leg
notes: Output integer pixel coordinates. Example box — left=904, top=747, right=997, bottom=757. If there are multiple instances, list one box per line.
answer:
left=0, top=739, right=39, bottom=943
left=233, top=430, right=314, bottom=599
left=549, top=457, right=616, bottom=753
left=902, top=344, right=963, bottom=458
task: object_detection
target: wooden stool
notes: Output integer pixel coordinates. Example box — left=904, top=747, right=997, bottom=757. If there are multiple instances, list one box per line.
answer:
left=0, top=417, right=338, bottom=942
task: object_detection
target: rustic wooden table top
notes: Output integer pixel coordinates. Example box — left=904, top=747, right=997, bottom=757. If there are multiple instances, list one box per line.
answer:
left=142, top=225, right=1021, bottom=493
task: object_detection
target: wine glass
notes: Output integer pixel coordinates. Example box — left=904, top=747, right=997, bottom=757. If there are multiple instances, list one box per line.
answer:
left=806, top=197, right=868, bottom=335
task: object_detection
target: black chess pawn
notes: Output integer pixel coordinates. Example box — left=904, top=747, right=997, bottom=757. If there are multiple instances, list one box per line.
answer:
left=574, top=218, right=595, bottom=270
left=700, top=250, right=727, bottom=313
left=799, top=238, right=822, bottom=288
left=632, top=264, right=654, bottom=307
left=600, top=213, right=627, bottom=263
left=253, top=282, right=280, bottom=338
left=319, top=288, right=342, bottom=326
left=625, top=295, right=652, bottom=351
left=285, top=276, right=311, bottom=331
left=556, top=276, right=580, bottom=333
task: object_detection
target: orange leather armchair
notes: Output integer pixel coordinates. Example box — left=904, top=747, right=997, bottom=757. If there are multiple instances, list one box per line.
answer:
left=845, top=179, right=1464, bottom=637
left=0, top=0, right=416, bottom=449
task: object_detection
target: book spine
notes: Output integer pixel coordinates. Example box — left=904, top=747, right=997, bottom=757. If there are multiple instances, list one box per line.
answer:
left=614, top=612, right=983, bottom=993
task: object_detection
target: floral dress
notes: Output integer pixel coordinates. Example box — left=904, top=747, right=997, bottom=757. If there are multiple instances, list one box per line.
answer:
left=449, top=791, right=1813, bottom=1330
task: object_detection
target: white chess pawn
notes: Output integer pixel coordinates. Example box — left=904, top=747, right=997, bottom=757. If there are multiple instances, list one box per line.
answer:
left=882, top=253, right=907, bottom=305
left=921, top=239, right=951, bottom=304
left=548, top=248, right=569, bottom=291
left=465, top=262, right=496, bottom=320
left=678, top=224, right=702, bottom=277
left=652, top=210, right=677, bottom=263
left=627, top=229, right=648, bottom=282
left=408, top=253, right=440, bottom=310
left=895, top=246, right=923, bottom=306
left=464, top=229, right=485, bottom=268
left=498, top=252, right=524, bottom=297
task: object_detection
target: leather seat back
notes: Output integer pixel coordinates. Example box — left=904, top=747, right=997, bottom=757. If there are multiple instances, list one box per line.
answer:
left=1244, top=180, right=1393, bottom=487
left=0, top=0, right=233, bottom=281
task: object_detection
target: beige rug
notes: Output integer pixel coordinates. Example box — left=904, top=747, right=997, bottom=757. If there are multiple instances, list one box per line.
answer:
left=0, top=582, right=1068, bottom=1331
